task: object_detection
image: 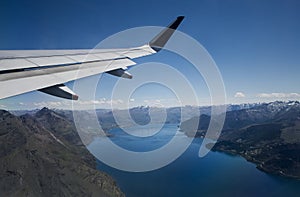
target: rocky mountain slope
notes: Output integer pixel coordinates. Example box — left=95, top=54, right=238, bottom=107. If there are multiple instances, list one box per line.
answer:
left=0, top=108, right=124, bottom=197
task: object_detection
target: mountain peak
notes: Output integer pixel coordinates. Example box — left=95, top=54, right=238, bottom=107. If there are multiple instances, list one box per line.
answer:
left=35, top=107, right=59, bottom=118
left=40, top=107, right=50, bottom=112
left=0, top=109, right=11, bottom=117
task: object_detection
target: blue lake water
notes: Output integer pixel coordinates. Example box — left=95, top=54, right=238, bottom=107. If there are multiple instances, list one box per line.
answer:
left=88, top=124, right=300, bottom=197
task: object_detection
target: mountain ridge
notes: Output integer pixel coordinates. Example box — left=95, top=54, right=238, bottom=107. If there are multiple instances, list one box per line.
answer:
left=0, top=108, right=124, bottom=197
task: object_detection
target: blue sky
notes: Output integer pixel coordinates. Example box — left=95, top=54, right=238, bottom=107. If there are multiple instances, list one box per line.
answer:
left=0, top=0, right=300, bottom=109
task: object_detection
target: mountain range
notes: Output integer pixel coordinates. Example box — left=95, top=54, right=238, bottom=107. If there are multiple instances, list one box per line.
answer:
left=2, top=100, right=300, bottom=196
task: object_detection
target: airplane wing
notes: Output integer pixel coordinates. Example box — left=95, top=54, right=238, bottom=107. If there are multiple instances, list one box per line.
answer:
left=0, top=16, right=184, bottom=100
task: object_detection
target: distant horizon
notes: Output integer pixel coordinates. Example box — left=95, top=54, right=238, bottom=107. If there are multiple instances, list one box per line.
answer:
left=4, top=99, right=299, bottom=111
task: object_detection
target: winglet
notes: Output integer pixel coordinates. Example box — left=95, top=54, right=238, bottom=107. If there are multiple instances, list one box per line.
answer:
left=149, top=16, right=185, bottom=52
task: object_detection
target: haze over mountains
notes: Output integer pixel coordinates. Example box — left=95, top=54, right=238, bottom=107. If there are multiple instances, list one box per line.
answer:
left=11, top=103, right=259, bottom=128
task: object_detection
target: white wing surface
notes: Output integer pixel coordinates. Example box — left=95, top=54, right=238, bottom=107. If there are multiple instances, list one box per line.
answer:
left=0, top=16, right=184, bottom=100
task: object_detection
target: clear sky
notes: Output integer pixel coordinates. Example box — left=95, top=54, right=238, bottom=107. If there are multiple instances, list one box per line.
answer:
left=0, top=0, right=300, bottom=110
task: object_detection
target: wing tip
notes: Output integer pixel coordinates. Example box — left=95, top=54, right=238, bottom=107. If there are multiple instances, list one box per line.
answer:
left=149, top=16, right=185, bottom=52
left=169, top=16, right=185, bottom=29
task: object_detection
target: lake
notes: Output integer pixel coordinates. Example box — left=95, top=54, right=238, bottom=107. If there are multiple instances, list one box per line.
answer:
left=88, top=124, right=300, bottom=197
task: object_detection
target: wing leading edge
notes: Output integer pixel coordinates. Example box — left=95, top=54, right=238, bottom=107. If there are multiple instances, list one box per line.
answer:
left=0, top=16, right=184, bottom=100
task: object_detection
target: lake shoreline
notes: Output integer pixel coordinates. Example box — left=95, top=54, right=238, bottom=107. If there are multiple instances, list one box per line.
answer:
left=209, top=143, right=300, bottom=180
left=89, top=124, right=300, bottom=197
